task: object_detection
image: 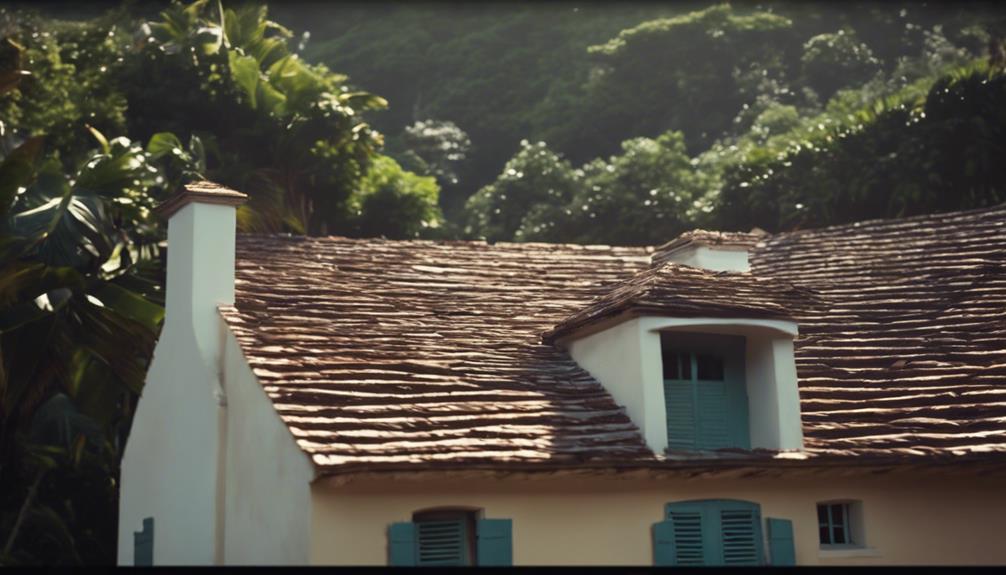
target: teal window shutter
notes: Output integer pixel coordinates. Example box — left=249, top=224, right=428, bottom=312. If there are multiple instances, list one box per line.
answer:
left=476, top=518, right=513, bottom=566
left=661, top=333, right=750, bottom=452
left=133, top=517, right=154, bottom=566
left=388, top=522, right=418, bottom=566
left=719, top=501, right=763, bottom=566
left=652, top=520, right=677, bottom=566
left=416, top=519, right=468, bottom=566
left=664, top=379, right=697, bottom=450
left=664, top=501, right=710, bottom=565
left=660, top=500, right=764, bottom=566
left=767, top=517, right=797, bottom=566
left=695, top=381, right=731, bottom=449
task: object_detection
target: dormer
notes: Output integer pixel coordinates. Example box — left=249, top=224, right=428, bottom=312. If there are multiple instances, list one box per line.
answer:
left=544, top=262, right=818, bottom=456
left=651, top=230, right=766, bottom=272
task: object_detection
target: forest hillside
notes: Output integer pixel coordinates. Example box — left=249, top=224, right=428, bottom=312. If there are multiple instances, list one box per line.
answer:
left=276, top=2, right=1006, bottom=239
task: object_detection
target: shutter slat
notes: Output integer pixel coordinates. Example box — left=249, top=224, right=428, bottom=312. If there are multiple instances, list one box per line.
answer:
left=719, top=506, right=763, bottom=566
left=417, top=520, right=467, bottom=566
left=669, top=508, right=706, bottom=565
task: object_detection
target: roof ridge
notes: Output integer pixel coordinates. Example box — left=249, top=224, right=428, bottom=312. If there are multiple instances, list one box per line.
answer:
left=766, top=202, right=1006, bottom=241
left=231, top=232, right=647, bottom=252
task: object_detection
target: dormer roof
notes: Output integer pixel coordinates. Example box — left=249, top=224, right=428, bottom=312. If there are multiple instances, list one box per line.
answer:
left=542, top=263, right=820, bottom=343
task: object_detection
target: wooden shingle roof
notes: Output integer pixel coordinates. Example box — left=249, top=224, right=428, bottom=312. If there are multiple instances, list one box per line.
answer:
left=220, top=203, right=1006, bottom=475
left=751, top=204, right=1006, bottom=458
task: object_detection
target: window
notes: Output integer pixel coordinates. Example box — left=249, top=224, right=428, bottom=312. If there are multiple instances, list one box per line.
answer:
left=661, top=332, right=750, bottom=451
left=653, top=500, right=764, bottom=566
left=134, top=517, right=154, bottom=566
left=653, top=500, right=798, bottom=566
left=414, top=510, right=476, bottom=566
left=817, top=501, right=863, bottom=547
left=388, top=510, right=513, bottom=566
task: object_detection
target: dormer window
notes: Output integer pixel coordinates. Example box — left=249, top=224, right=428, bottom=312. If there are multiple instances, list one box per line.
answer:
left=661, top=332, right=750, bottom=451
left=545, top=259, right=815, bottom=455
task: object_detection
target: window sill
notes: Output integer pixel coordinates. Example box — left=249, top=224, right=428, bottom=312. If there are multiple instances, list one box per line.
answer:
left=818, top=547, right=881, bottom=560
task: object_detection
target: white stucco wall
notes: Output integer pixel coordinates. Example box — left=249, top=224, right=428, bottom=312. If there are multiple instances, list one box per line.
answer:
left=118, top=203, right=237, bottom=565
left=746, top=337, right=803, bottom=449
left=566, top=316, right=803, bottom=453
left=567, top=318, right=667, bottom=451
left=119, top=199, right=316, bottom=565
left=660, top=245, right=750, bottom=272
left=221, top=325, right=315, bottom=565
left=310, top=473, right=1006, bottom=565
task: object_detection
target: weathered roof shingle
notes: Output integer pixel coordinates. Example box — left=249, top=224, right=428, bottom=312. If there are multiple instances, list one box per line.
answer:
left=220, top=203, right=1006, bottom=475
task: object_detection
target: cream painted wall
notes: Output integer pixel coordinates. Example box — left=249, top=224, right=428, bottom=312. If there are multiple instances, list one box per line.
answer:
left=310, top=473, right=1006, bottom=566
left=221, top=325, right=315, bottom=565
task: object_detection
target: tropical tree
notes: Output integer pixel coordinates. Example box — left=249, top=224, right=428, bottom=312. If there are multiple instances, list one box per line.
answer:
left=464, top=133, right=715, bottom=246
left=716, top=61, right=1006, bottom=232
left=800, top=29, right=882, bottom=101
left=0, top=129, right=170, bottom=566
left=109, top=0, right=442, bottom=238
left=349, top=155, right=443, bottom=239
left=463, top=140, right=580, bottom=242
left=0, top=35, right=184, bottom=564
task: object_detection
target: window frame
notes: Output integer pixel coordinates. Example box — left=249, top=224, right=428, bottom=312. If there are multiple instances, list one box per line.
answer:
left=660, top=331, right=750, bottom=452
left=816, top=500, right=865, bottom=549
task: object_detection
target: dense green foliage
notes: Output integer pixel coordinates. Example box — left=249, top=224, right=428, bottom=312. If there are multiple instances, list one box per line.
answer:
left=0, top=120, right=170, bottom=564
left=125, top=0, right=441, bottom=236
left=293, top=1, right=1004, bottom=202
left=464, top=133, right=715, bottom=245
left=458, top=3, right=1005, bottom=243
left=719, top=62, right=1006, bottom=231
left=287, top=3, right=677, bottom=213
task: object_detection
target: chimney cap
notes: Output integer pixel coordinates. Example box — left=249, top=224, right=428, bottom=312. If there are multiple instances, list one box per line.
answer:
left=155, top=180, right=248, bottom=219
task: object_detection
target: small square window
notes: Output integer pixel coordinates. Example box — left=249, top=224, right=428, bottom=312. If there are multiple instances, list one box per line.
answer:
left=817, top=502, right=854, bottom=546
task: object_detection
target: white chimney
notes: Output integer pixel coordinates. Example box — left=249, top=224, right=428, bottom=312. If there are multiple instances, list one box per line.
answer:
left=119, top=181, right=247, bottom=566
left=651, top=230, right=765, bottom=272
left=157, top=181, right=248, bottom=366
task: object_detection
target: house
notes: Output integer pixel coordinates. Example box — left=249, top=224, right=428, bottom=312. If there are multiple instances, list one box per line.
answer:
left=117, top=181, right=1006, bottom=566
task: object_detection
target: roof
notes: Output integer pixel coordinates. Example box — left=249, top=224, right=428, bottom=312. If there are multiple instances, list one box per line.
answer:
left=220, top=203, right=1006, bottom=476
left=221, top=240, right=656, bottom=472
left=751, top=205, right=1006, bottom=459
left=543, top=263, right=820, bottom=342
